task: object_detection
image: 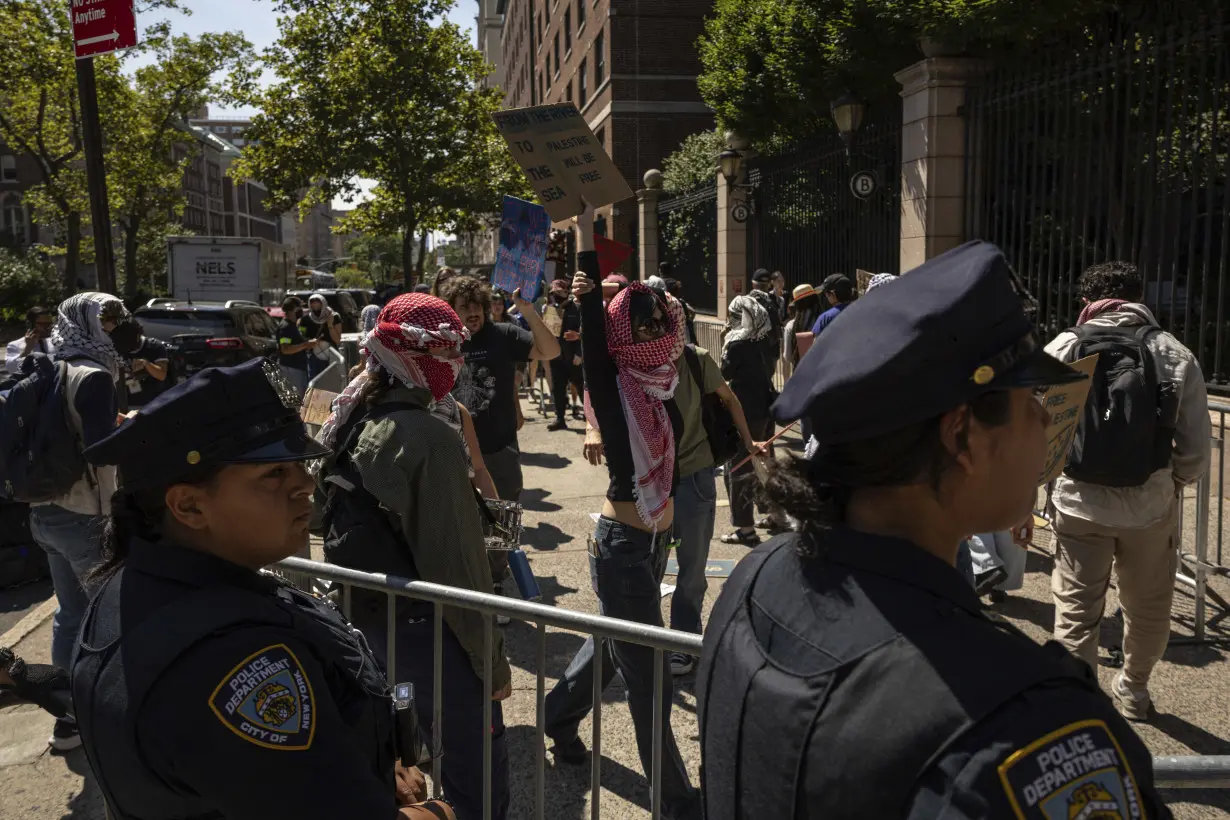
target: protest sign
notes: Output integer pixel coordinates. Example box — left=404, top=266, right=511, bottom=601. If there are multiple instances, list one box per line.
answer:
left=595, top=234, right=633, bottom=277
left=491, top=196, right=551, bottom=302
left=1037, top=355, right=1099, bottom=485
left=491, top=103, right=635, bottom=222
left=301, top=388, right=338, bottom=427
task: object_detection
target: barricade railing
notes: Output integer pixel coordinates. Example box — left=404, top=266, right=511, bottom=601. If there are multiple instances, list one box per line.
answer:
left=271, top=556, right=1229, bottom=816
left=271, top=556, right=702, bottom=820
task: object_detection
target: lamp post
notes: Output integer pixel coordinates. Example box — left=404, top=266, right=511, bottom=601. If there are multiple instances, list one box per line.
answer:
left=831, top=92, right=868, bottom=150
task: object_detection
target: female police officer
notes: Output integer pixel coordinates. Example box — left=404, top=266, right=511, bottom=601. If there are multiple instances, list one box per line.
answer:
left=696, top=242, right=1171, bottom=819
left=71, top=357, right=454, bottom=820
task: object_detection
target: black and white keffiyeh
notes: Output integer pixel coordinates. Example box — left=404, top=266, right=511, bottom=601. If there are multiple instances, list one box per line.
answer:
left=51, top=292, right=128, bottom=379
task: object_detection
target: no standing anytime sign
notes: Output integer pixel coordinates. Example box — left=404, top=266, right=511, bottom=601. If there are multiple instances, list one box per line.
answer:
left=71, top=0, right=137, bottom=60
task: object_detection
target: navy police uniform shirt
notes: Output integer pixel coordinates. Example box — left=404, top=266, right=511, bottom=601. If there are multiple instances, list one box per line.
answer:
left=697, top=530, right=1171, bottom=820
left=72, top=540, right=402, bottom=820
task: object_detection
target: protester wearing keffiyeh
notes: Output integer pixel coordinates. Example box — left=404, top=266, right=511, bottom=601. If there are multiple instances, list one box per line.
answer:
left=721, top=293, right=771, bottom=366
left=316, top=293, right=470, bottom=461
left=593, top=282, right=685, bottom=528
left=51, top=292, right=128, bottom=380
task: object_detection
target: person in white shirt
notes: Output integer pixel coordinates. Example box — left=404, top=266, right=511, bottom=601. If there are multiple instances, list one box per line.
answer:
left=5, top=306, right=54, bottom=375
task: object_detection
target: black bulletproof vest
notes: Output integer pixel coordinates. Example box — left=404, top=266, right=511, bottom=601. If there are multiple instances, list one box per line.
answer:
left=697, top=537, right=1095, bottom=819
left=73, top=566, right=397, bottom=820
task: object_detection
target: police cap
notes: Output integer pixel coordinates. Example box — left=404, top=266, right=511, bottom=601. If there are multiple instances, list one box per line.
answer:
left=773, top=241, right=1085, bottom=445
left=85, top=358, right=329, bottom=488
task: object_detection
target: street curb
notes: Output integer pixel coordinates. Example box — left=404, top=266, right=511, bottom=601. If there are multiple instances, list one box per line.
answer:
left=0, top=598, right=56, bottom=651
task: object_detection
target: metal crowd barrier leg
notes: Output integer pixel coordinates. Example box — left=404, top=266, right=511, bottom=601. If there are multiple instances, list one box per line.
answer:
left=483, top=617, right=493, bottom=820
left=386, top=593, right=397, bottom=686
left=433, top=602, right=444, bottom=800
left=591, top=639, right=602, bottom=820
left=536, top=623, right=546, bottom=820
left=342, top=583, right=352, bottom=621
left=651, top=647, right=663, bottom=820
left=1195, top=472, right=1211, bottom=641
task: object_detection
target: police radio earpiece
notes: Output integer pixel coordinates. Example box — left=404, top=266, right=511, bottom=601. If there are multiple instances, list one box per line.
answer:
left=393, top=682, right=428, bottom=767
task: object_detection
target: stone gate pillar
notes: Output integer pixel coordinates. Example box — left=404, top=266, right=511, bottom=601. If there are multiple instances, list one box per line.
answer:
left=637, top=170, right=664, bottom=282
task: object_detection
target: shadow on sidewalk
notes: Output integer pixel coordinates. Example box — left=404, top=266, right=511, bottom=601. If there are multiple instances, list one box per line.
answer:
left=520, top=452, right=573, bottom=470
left=522, top=523, right=573, bottom=551
left=60, top=748, right=106, bottom=819
left=521, top=489, right=563, bottom=513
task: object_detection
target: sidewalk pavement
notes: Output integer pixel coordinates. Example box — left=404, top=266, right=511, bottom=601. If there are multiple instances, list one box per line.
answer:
left=2, top=394, right=1229, bottom=818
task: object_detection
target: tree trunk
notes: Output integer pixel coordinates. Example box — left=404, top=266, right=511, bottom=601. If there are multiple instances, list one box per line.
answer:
left=122, top=216, right=141, bottom=299
left=64, top=212, right=81, bottom=295
left=417, top=230, right=428, bottom=280
left=401, top=224, right=417, bottom=289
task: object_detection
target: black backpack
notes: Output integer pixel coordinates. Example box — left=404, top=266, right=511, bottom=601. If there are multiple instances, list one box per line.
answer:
left=320, top=403, right=422, bottom=585
left=0, top=353, right=88, bottom=503
left=684, top=345, right=741, bottom=465
left=1063, top=324, right=1178, bottom=488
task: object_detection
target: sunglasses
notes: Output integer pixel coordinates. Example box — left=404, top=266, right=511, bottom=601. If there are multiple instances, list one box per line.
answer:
left=634, top=315, right=668, bottom=337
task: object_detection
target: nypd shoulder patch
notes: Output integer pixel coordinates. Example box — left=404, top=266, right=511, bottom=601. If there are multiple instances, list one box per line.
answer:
left=208, top=644, right=316, bottom=751
left=997, top=719, right=1146, bottom=819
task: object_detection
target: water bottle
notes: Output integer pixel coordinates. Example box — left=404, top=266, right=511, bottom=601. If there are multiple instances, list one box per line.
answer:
left=508, top=549, right=541, bottom=602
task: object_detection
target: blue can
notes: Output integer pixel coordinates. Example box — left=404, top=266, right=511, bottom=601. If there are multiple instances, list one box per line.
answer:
left=508, top=549, right=541, bottom=602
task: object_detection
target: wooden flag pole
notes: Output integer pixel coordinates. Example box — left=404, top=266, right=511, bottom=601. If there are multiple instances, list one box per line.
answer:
left=728, top=420, right=801, bottom=473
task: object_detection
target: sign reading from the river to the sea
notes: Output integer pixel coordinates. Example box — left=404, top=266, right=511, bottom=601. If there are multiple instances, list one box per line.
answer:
left=1037, top=355, right=1099, bottom=485
left=491, top=104, right=636, bottom=222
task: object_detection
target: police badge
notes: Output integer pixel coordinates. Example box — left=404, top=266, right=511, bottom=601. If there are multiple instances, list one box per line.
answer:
left=262, top=359, right=303, bottom=410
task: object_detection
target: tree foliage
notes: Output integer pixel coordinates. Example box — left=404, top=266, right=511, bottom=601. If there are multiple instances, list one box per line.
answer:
left=0, top=248, right=63, bottom=322
left=697, top=0, right=1137, bottom=146
left=235, top=0, right=531, bottom=285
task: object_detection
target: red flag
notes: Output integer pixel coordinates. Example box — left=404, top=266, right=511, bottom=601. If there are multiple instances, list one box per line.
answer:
left=594, top=234, right=634, bottom=277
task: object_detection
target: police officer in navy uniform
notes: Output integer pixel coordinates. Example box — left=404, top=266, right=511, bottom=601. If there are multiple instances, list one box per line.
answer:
left=71, top=358, right=455, bottom=820
left=696, top=242, right=1171, bottom=819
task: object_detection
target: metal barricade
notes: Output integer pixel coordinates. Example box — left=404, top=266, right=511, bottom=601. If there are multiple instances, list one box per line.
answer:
left=272, top=557, right=1230, bottom=817
left=307, top=347, right=348, bottom=394
left=271, top=557, right=702, bottom=820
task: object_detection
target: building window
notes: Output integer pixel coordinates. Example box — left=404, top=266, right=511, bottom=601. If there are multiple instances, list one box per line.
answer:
left=537, top=12, right=543, bottom=39
left=579, top=58, right=588, bottom=107
left=553, top=33, right=560, bottom=75
left=577, top=0, right=585, bottom=29
left=596, top=128, right=605, bottom=150
left=0, top=155, right=15, bottom=182
left=595, top=30, right=605, bottom=85
left=564, top=8, right=571, bottom=54
left=1, top=193, right=24, bottom=244
left=544, top=58, right=550, bottom=90
left=566, top=77, right=573, bottom=103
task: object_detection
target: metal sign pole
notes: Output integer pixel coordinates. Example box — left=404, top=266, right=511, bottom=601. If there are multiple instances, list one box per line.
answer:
left=75, top=56, right=115, bottom=295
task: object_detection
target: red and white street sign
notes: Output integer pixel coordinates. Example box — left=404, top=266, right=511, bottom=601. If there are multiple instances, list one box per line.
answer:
left=71, top=0, right=137, bottom=60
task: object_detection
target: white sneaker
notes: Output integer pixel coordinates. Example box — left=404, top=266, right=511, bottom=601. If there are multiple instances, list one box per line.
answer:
left=48, top=717, right=82, bottom=751
left=1112, top=673, right=1151, bottom=721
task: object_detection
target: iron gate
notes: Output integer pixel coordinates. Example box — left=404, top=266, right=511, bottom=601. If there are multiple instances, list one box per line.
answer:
left=658, top=185, right=719, bottom=314
left=965, top=6, right=1230, bottom=384
left=745, top=107, right=903, bottom=294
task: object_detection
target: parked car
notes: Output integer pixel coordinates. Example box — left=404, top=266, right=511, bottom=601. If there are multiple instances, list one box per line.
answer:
left=133, top=300, right=281, bottom=379
left=288, top=289, right=360, bottom=333
left=344, top=289, right=372, bottom=309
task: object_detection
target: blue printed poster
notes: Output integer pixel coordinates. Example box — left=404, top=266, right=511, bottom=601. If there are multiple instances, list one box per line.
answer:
left=492, top=196, right=551, bottom=302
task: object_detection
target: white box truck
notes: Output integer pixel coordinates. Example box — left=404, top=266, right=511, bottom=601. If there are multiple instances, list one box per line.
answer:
left=166, top=236, right=292, bottom=305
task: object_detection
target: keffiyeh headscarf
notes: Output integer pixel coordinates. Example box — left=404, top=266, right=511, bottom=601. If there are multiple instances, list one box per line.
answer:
left=307, top=293, right=333, bottom=324
left=866, top=273, right=898, bottom=293
left=593, top=283, right=684, bottom=528
left=51, top=292, right=128, bottom=379
left=360, top=303, right=380, bottom=335
left=316, top=293, right=470, bottom=460
left=721, top=294, right=771, bottom=364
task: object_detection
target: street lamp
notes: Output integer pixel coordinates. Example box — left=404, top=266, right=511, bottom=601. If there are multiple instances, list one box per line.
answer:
left=718, top=148, right=744, bottom=187
left=831, top=93, right=868, bottom=147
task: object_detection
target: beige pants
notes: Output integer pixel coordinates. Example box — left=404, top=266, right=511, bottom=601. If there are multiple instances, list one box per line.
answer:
left=1051, top=505, right=1179, bottom=690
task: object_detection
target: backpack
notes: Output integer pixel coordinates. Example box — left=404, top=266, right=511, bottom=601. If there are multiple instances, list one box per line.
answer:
left=683, top=345, right=741, bottom=465
left=1063, top=324, right=1178, bottom=487
left=0, top=353, right=88, bottom=503
left=320, top=402, right=422, bottom=583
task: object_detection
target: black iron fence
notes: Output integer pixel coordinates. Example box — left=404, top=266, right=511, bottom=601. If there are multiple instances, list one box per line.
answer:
left=745, top=109, right=903, bottom=295
left=965, top=7, right=1230, bottom=385
left=659, top=185, right=719, bottom=314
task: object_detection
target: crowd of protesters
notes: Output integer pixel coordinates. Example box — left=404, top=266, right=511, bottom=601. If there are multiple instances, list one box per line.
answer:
left=0, top=226, right=1212, bottom=820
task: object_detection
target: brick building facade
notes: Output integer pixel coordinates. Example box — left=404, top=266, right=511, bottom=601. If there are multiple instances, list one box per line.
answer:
left=499, top=0, right=715, bottom=256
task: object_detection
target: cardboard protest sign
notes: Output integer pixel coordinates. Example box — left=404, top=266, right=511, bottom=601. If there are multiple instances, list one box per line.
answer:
left=491, top=103, right=635, bottom=222
left=1037, top=355, right=1099, bottom=485
left=301, top=388, right=338, bottom=427
left=595, top=234, right=633, bottom=277
left=491, top=196, right=551, bottom=302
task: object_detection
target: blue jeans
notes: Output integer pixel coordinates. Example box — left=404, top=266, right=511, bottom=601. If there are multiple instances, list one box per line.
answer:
left=671, top=468, right=717, bottom=636
left=544, top=517, right=700, bottom=818
left=29, top=505, right=104, bottom=670
left=358, top=607, right=510, bottom=820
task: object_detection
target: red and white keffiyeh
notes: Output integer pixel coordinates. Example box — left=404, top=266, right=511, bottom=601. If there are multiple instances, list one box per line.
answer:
left=594, top=283, right=684, bottom=528
left=315, top=294, right=469, bottom=462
